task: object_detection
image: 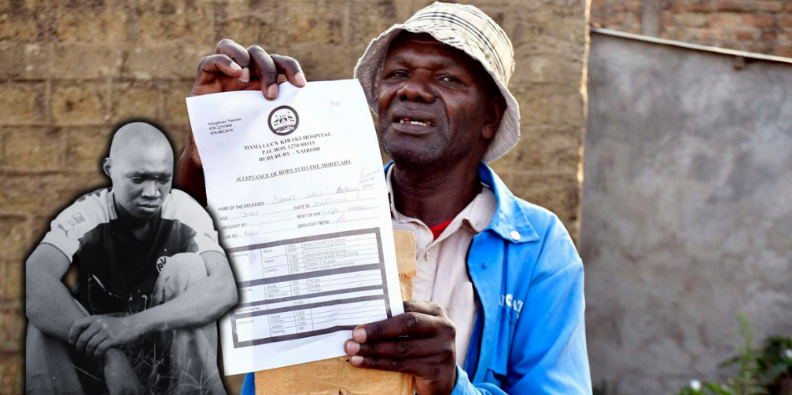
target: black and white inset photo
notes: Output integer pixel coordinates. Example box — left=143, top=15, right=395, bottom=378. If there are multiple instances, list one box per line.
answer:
left=25, top=121, right=237, bottom=395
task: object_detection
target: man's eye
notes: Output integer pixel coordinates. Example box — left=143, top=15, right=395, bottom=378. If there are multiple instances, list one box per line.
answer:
left=439, top=75, right=458, bottom=83
left=159, top=178, right=171, bottom=185
left=131, top=177, right=143, bottom=183
left=386, top=71, right=408, bottom=79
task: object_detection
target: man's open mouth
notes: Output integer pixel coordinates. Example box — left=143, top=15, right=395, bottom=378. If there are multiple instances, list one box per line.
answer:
left=398, top=118, right=435, bottom=127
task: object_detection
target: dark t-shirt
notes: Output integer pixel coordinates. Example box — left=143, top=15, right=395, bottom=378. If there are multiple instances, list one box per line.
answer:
left=41, top=188, right=224, bottom=315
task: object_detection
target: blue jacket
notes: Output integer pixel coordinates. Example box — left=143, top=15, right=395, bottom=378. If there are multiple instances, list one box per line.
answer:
left=240, top=164, right=591, bottom=394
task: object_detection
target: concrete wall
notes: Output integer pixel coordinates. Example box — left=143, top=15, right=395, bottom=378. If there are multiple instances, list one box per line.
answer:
left=0, top=0, right=590, bottom=393
left=591, top=0, right=792, bottom=57
left=582, top=32, right=792, bottom=394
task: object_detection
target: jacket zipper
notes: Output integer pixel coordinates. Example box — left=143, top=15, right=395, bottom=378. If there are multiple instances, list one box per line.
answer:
left=464, top=238, right=485, bottom=381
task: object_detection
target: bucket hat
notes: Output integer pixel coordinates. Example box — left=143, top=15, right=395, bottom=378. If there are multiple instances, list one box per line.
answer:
left=354, top=1, right=519, bottom=163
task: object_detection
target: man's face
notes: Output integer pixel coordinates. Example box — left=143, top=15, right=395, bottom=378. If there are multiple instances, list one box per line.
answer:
left=377, top=33, right=497, bottom=167
left=108, top=145, right=173, bottom=221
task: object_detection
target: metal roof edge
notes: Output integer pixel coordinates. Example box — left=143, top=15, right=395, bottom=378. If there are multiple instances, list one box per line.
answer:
left=591, top=27, right=792, bottom=65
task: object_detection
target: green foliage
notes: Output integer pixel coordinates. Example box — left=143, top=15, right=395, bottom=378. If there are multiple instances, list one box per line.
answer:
left=754, top=336, right=792, bottom=394
left=673, top=313, right=792, bottom=395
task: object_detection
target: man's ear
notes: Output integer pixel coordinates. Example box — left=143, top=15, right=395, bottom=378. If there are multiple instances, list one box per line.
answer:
left=482, top=94, right=506, bottom=140
left=102, top=158, right=112, bottom=177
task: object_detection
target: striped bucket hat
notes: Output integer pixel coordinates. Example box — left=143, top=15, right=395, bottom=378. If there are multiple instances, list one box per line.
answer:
left=354, top=1, right=519, bottom=163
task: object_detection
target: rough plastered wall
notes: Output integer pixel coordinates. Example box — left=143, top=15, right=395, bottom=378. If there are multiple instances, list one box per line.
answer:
left=0, top=0, right=589, bottom=393
left=591, top=0, right=792, bottom=56
left=582, top=32, right=792, bottom=394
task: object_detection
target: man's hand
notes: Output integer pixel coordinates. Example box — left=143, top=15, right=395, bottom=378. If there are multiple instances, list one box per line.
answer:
left=344, top=301, right=458, bottom=395
left=178, top=38, right=307, bottom=203
left=102, top=348, right=143, bottom=395
left=68, top=315, right=141, bottom=359
left=193, top=38, right=306, bottom=99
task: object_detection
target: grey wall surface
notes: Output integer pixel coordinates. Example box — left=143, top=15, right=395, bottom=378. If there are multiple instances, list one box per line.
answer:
left=582, top=33, right=792, bottom=394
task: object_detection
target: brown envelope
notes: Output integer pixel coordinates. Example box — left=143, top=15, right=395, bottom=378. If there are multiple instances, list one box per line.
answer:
left=254, top=231, right=417, bottom=395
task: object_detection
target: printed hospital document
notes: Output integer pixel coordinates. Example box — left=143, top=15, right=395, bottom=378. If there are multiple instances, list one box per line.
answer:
left=186, top=80, right=405, bottom=375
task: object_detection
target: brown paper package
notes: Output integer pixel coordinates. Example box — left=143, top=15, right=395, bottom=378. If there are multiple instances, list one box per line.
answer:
left=253, top=231, right=417, bottom=395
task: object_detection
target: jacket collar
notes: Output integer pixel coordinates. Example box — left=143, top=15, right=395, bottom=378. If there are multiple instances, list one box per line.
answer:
left=476, top=163, right=539, bottom=243
left=383, top=162, right=539, bottom=244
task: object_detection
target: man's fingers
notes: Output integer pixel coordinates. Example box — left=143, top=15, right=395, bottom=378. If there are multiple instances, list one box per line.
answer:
left=353, top=312, right=440, bottom=343
left=196, top=54, right=243, bottom=86
left=215, top=39, right=251, bottom=68
left=92, top=337, right=113, bottom=360
left=404, top=300, right=445, bottom=316
left=68, top=317, right=92, bottom=344
left=86, top=331, right=108, bottom=359
left=271, top=55, right=307, bottom=87
left=215, top=39, right=251, bottom=83
left=345, top=338, right=451, bottom=359
left=247, top=45, right=279, bottom=99
left=348, top=355, right=446, bottom=375
left=349, top=355, right=411, bottom=373
left=74, top=321, right=102, bottom=354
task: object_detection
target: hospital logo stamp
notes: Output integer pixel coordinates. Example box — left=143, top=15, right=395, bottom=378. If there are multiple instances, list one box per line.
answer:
left=268, top=105, right=299, bottom=136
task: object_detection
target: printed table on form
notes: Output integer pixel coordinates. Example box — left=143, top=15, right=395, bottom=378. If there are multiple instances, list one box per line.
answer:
left=228, top=229, right=394, bottom=347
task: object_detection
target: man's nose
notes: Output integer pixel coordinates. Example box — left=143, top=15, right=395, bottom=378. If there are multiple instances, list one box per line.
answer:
left=397, top=75, right=436, bottom=103
left=141, top=181, right=160, bottom=199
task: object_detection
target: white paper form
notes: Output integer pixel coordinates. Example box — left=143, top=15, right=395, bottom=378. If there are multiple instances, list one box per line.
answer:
left=186, top=80, right=404, bottom=375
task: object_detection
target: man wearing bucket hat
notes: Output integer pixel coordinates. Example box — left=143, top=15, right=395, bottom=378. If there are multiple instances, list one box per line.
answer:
left=177, top=2, right=591, bottom=394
